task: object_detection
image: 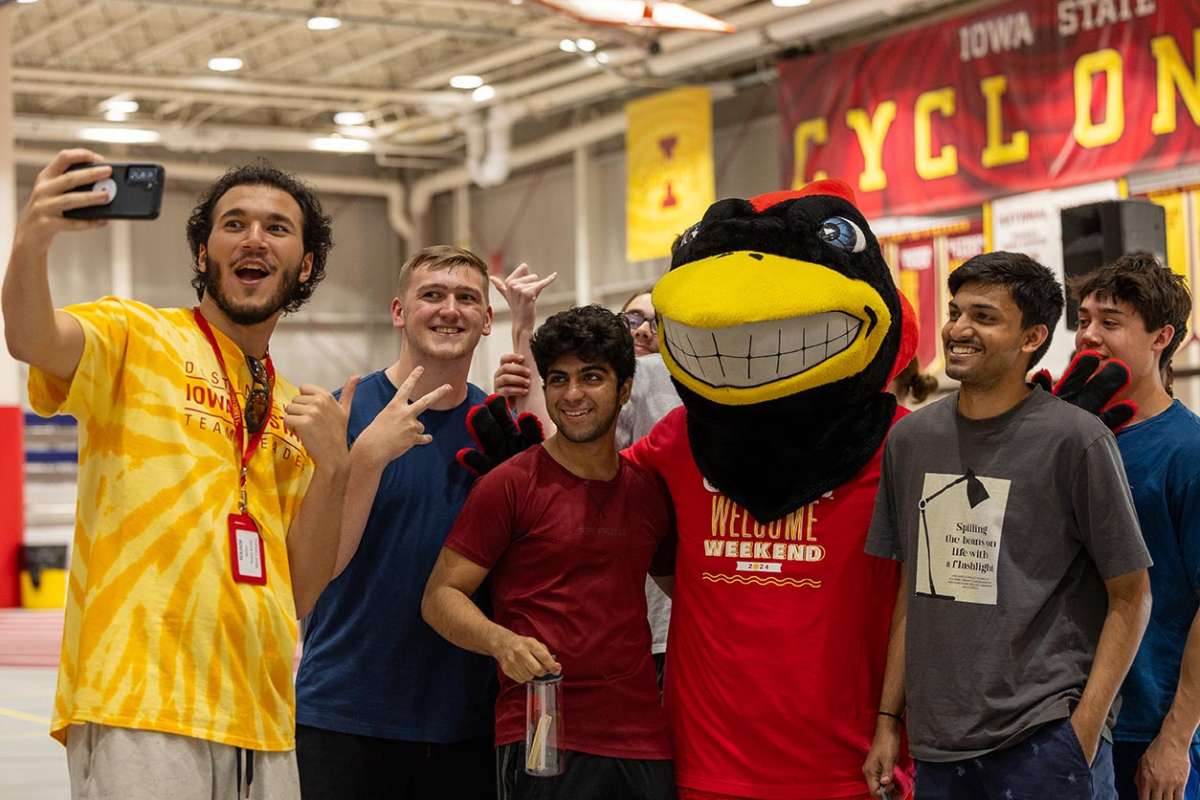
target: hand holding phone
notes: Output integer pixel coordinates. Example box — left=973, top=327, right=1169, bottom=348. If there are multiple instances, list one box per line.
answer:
left=63, top=162, right=165, bottom=220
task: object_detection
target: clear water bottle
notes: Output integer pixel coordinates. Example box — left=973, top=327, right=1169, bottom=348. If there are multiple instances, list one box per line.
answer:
left=525, top=674, right=564, bottom=777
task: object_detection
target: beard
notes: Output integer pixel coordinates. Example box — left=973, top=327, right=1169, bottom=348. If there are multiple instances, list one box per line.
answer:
left=204, top=255, right=301, bottom=325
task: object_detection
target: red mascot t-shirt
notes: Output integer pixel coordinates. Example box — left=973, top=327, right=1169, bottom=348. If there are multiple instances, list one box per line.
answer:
left=626, top=406, right=914, bottom=800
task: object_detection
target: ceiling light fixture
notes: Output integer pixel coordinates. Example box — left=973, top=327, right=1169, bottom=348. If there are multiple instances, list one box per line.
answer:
left=450, top=74, right=484, bottom=90
left=104, top=110, right=129, bottom=122
left=79, top=127, right=161, bottom=145
left=559, top=38, right=578, bottom=53
left=310, top=136, right=371, bottom=153
left=333, top=111, right=366, bottom=126
left=595, top=51, right=610, bottom=64
left=207, top=57, right=243, bottom=72
left=575, top=37, right=596, bottom=52
left=534, top=1, right=734, bottom=33
left=15, top=0, right=40, bottom=5
left=101, top=98, right=140, bottom=114
left=471, top=85, right=496, bottom=103
left=307, top=16, right=342, bottom=30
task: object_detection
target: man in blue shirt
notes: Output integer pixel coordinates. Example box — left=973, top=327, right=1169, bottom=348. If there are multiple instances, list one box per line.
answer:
left=1074, top=252, right=1200, bottom=800
left=295, top=245, right=497, bottom=799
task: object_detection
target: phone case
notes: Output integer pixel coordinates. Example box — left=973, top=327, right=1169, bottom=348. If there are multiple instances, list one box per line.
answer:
left=64, top=163, right=165, bottom=220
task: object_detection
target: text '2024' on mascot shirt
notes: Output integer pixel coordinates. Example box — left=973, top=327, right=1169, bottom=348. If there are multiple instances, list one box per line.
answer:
left=27, top=298, right=312, bottom=751
left=627, top=405, right=909, bottom=799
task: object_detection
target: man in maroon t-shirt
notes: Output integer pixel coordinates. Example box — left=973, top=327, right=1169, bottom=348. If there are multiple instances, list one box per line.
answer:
left=422, top=305, right=676, bottom=800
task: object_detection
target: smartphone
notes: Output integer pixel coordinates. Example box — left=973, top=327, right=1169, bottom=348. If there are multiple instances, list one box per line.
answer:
left=63, top=163, right=165, bottom=220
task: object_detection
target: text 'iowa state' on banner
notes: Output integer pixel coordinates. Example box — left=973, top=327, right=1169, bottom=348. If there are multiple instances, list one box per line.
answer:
left=779, top=0, right=1200, bottom=218
left=626, top=86, right=715, bottom=262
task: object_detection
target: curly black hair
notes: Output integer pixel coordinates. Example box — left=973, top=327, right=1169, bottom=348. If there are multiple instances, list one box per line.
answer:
left=531, top=305, right=637, bottom=387
left=185, top=163, right=333, bottom=313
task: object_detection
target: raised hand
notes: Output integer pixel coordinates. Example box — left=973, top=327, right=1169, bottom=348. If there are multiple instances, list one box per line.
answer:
left=353, top=366, right=453, bottom=466
left=285, top=375, right=358, bottom=470
left=1030, top=350, right=1137, bottom=432
left=15, top=149, right=114, bottom=252
left=493, top=353, right=533, bottom=400
left=489, top=262, right=557, bottom=336
left=456, top=394, right=545, bottom=477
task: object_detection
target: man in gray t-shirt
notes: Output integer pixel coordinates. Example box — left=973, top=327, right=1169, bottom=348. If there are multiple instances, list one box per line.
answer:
left=862, top=252, right=1151, bottom=800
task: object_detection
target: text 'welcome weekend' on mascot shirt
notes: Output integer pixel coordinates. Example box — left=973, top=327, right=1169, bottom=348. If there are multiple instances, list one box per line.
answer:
left=28, top=298, right=312, bottom=751
left=626, top=405, right=912, bottom=799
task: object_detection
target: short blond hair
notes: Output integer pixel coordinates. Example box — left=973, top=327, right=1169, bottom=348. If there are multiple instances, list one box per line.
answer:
left=397, top=245, right=490, bottom=295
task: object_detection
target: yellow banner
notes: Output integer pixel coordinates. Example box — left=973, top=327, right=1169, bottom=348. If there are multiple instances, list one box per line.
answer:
left=626, top=86, right=715, bottom=262
left=1149, top=190, right=1190, bottom=288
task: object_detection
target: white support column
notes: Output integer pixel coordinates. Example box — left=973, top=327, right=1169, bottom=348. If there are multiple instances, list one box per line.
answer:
left=573, top=146, right=592, bottom=306
left=0, top=4, right=19, bottom=408
left=453, top=184, right=470, bottom=251
left=110, top=220, right=133, bottom=297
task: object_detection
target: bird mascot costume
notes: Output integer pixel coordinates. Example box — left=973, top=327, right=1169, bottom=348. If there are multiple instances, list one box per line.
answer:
left=620, top=179, right=918, bottom=800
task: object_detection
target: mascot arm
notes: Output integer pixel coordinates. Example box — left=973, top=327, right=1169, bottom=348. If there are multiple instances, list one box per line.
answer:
left=457, top=393, right=546, bottom=477
left=1029, top=350, right=1137, bottom=432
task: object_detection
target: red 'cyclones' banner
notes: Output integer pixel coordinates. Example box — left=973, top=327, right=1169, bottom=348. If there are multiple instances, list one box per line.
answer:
left=779, top=0, right=1200, bottom=218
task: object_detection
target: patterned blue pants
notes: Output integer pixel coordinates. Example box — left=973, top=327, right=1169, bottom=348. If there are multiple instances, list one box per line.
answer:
left=916, top=718, right=1116, bottom=799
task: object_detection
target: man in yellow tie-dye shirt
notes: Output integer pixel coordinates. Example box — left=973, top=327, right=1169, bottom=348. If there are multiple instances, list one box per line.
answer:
left=2, top=149, right=354, bottom=800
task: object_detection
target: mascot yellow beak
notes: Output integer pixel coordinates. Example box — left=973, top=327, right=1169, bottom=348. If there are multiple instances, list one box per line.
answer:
left=653, top=250, right=893, bottom=405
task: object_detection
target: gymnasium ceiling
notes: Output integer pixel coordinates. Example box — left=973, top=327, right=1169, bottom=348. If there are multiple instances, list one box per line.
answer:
left=7, top=0, right=978, bottom=177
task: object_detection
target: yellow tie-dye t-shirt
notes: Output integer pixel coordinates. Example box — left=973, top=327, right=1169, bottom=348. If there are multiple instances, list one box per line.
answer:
left=28, top=297, right=313, bottom=751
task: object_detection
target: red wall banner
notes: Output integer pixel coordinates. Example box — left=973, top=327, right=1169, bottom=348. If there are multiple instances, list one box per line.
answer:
left=779, top=0, right=1200, bottom=218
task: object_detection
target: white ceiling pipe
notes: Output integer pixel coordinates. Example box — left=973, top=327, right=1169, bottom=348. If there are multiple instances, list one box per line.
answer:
left=14, top=147, right=416, bottom=246
left=411, top=113, right=626, bottom=216
left=13, top=68, right=470, bottom=109
left=461, top=105, right=516, bottom=188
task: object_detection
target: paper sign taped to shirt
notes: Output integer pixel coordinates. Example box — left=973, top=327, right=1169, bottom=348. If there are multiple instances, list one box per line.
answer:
left=914, top=472, right=1010, bottom=605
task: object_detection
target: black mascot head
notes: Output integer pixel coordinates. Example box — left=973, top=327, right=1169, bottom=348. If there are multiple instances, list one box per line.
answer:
left=654, top=180, right=918, bottom=522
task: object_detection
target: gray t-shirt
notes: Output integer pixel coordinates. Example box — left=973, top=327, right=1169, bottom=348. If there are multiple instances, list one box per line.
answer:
left=866, top=387, right=1150, bottom=762
left=618, top=353, right=682, bottom=655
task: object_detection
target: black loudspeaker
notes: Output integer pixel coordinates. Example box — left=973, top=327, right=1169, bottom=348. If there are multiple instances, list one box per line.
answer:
left=1060, top=200, right=1167, bottom=329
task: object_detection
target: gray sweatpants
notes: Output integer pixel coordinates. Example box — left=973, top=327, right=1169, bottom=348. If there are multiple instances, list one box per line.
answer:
left=66, top=723, right=300, bottom=800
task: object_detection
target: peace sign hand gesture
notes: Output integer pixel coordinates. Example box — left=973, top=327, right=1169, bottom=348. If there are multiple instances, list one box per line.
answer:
left=354, top=366, right=453, bottom=467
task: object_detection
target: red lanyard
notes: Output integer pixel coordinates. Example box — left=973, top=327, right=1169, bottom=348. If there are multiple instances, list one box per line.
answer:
left=193, top=308, right=275, bottom=513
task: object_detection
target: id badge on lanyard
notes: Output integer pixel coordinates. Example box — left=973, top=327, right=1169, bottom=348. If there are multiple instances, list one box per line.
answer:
left=194, top=308, right=275, bottom=587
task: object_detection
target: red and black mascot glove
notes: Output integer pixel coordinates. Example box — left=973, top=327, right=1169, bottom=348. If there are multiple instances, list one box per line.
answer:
left=1030, top=350, right=1138, bottom=433
left=456, top=394, right=545, bottom=477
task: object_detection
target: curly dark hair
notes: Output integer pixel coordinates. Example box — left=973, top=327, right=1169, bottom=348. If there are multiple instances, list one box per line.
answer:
left=949, top=251, right=1064, bottom=369
left=185, top=163, right=333, bottom=313
left=531, top=305, right=637, bottom=388
left=1070, top=251, right=1192, bottom=369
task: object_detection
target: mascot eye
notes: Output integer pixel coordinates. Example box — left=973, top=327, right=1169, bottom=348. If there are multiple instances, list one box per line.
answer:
left=818, top=216, right=867, bottom=253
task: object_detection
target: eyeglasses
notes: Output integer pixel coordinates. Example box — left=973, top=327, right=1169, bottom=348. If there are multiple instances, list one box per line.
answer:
left=621, top=310, right=658, bottom=334
left=244, top=355, right=270, bottom=434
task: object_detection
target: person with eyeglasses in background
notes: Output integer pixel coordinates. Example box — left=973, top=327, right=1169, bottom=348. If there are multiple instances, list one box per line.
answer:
left=2, top=149, right=355, bottom=800
left=493, top=280, right=682, bottom=690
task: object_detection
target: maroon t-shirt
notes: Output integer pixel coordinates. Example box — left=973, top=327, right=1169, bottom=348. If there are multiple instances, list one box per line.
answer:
left=445, top=444, right=674, bottom=760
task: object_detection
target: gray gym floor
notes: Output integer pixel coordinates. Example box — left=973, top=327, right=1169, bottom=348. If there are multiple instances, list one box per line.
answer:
left=0, top=668, right=67, bottom=799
